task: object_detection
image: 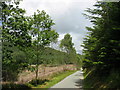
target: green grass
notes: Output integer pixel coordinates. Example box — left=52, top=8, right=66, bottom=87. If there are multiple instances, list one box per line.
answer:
left=2, top=70, right=77, bottom=89
left=83, top=68, right=120, bottom=89
left=2, top=83, right=31, bottom=89
left=30, top=70, right=77, bottom=88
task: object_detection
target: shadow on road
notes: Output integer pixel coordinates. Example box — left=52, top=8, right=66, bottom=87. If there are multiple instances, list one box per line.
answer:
left=75, top=70, right=84, bottom=89
left=75, top=78, right=83, bottom=89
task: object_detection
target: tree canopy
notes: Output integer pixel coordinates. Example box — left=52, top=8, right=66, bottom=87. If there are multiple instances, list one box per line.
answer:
left=60, top=34, right=78, bottom=64
left=1, top=1, right=80, bottom=82
left=82, top=1, right=120, bottom=71
left=60, top=33, right=74, bottom=54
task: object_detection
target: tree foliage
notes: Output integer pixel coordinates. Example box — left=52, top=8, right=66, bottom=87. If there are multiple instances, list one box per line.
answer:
left=60, top=33, right=74, bottom=54
left=1, top=0, right=82, bottom=83
left=29, top=10, right=58, bottom=81
left=1, top=1, right=31, bottom=81
left=60, top=34, right=78, bottom=64
left=82, top=2, right=120, bottom=71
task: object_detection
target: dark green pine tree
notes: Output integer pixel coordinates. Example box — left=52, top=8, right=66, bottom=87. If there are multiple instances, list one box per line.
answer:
left=82, top=2, right=120, bottom=71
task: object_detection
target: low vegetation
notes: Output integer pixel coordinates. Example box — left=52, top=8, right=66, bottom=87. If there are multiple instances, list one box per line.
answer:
left=83, top=68, right=120, bottom=89
left=28, top=70, right=77, bottom=88
left=2, top=70, right=77, bottom=89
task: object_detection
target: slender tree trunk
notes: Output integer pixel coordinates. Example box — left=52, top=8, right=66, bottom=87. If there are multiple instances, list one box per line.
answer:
left=35, top=46, right=39, bottom=85
left=35, top=33, right=39, bottom=85
left=35, top=64, right=38, bottom=84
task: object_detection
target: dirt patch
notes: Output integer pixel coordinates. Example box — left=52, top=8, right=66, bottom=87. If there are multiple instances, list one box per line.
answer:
left=17, top=64, right=77, bottom=84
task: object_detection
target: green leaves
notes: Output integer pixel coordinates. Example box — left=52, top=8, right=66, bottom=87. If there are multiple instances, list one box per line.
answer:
left=24, top=10, right=59, bottom=81
left=1, top=0, right=80, bottom=82
left=60, top=33, right=74, bottom=53
left=82, top=2, right=120, bottom=70
left=1, top=1, right=31, bottom=81
left=30, top=10, right=58, bottom=46
left=59, top=34, right=78, bottom=64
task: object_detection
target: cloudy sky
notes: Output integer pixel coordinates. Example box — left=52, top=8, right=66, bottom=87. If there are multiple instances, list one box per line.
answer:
left=19, top=0, right=97, bottom=54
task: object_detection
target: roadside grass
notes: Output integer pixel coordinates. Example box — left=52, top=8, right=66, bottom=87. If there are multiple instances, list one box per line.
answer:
left=2, top=70, right=77, bottom=89
left=2, top=83, right=31, bottom=89
left=28, top=70, right=77, bottom=88
left=83, top=68, right=120, bottom=90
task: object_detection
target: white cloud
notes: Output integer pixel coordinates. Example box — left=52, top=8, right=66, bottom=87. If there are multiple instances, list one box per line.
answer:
left=19, top=0, right=73, bottom=16
left=19, top=0, right=96, bottom=54
left=58, top=33, right=66, bottom=41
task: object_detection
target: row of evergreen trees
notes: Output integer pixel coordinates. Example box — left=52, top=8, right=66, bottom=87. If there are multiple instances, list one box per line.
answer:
left=82, top=1, right=120, bottom=80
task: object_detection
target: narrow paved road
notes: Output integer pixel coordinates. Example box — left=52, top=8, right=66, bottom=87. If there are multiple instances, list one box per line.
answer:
left=50, top=70, right=84, bottom=89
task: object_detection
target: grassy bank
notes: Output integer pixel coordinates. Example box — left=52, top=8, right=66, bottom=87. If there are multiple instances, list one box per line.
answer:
left=83, top=68, right=120, bottom=89
left=2, top=70, right=77, bottom=89
left=27, top=70, right=77, bottom=88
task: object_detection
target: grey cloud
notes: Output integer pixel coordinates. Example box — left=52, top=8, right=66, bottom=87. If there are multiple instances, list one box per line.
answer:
left=19, top=1, right=95, bottom=54
left=50, top=2, right=93, bottom=54
left=52, top=2, right=92, bottom=35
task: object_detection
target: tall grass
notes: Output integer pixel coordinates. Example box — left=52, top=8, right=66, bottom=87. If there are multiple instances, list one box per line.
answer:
left=83, top=68, right=120, bottom=89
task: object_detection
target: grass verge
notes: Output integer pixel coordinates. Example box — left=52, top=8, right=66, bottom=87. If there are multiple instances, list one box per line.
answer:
left=83, top=68, right=120, bottom=89
left=2, top=70, right=77, bottom=89
left=28, top=70, right=77, bottom=88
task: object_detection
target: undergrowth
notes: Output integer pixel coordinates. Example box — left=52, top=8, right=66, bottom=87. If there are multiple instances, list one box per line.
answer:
left=83, top=68, right=120, bottom=90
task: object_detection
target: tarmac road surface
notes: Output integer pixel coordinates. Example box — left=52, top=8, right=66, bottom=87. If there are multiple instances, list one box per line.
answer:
left=50, top=70, right=84, bottom=89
